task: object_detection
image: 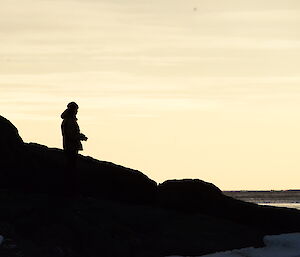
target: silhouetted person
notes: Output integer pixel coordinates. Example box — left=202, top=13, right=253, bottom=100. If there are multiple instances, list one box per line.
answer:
left=61, top=102, right=87, bottom=195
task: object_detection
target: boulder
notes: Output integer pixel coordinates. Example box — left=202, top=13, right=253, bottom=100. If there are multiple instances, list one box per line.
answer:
left=158, top=179, right=224, bottom=212
left=158, top=179, right=300, bottom=235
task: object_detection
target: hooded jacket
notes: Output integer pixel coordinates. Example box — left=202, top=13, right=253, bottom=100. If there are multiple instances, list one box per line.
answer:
left=61, top=109, right=83, bottom=152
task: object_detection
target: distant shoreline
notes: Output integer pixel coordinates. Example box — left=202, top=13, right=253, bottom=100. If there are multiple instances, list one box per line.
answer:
left=224, top=190, right=300, bottom=203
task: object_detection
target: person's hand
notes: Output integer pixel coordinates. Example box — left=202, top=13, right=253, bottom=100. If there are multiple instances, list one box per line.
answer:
left=80, top=133, right=88, bottom=141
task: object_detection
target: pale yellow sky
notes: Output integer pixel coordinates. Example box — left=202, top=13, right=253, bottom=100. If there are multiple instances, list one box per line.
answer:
left=1, top=0, right=300, bottom=190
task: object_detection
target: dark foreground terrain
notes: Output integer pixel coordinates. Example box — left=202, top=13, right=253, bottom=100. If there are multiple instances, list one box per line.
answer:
left=1, top=115, right=300, bottom=257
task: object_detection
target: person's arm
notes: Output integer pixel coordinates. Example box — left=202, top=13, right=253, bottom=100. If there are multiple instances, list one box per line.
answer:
left=64, top=120, right=80, bottom=141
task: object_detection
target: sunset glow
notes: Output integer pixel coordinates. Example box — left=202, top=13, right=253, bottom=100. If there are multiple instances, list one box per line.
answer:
left=2, top=0, right=300, bottom=190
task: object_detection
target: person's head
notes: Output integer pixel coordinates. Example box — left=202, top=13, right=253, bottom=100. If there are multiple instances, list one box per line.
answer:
left=67, top=102, right=79, bottom=116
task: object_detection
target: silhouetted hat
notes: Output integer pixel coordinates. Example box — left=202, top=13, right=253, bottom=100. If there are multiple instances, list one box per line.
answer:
left=67, top=102, right=79, bottom=110
left=61, top=102, right=79, bottom=119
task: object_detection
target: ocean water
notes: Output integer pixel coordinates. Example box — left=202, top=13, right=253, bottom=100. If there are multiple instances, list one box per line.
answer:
left=259, top=202, right=300, bottom=210
left=223, top=190, right=300, bottom=211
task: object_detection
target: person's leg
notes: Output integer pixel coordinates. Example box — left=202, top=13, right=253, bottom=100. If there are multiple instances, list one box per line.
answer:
left=65, top=150, right=78, bottom=195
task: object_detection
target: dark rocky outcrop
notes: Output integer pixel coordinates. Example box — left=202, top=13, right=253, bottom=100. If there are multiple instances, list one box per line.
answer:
left=0, top=116, right=157, bottom=204
left=158, top=179, right=300, bottom=235
left=0, top=116, right=25, bottom=189
left=158, top=179, right=224, bottom=212
left=1, top=115, right=300, bottom=257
